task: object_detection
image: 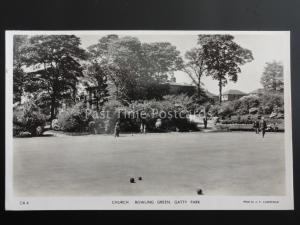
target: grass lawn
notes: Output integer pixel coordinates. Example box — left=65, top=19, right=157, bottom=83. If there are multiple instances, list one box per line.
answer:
left=13, top=132, right=285, bottom=196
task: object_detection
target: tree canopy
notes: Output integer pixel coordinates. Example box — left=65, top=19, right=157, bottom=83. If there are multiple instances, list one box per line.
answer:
left=261, top=61, right=284, bottom=93
left=87, top=35, right=183, bottom=102
left=183, top=47, right=208, bottom=100
left=198, top=35, right=253, bottom=103
left=19, top=35, right=87, bottom=119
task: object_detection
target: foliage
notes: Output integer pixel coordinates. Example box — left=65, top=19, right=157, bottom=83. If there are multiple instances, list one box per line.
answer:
left=163, top=94, right=197, bottom=112
left=51, top=119, right=60, bottom=131
left=197, top=35, right=253, bottom=103
left=217, top=102, right=235, bottom=117
left=20, top=35, right=87, bottom=119
left=72, top=97, right=201, bottom=134
left=208, top=104, right=221, bottom=117
left=98, top=100, right=124, bottom=133
left=122, top=97, right=199, bottom=132
left=183, top=47, right=209, bottom=100
left=32, top=91, right=52, bottom=115
left=261, top=61, right=284, bottom=93
left=13, top=101, right=47, bottom=136
left=57, top=102, right=93, bottom=132
left=260, top=92, right=284, bottom=114
left=87, top=35, right=183, bottom=101
left=208, top=93, right=284, bottom=118
left=141, top=42, right=184, bottom=83
left=84, top=61, right=109, bottom=109
left=236, top=96, right=260, bottom=114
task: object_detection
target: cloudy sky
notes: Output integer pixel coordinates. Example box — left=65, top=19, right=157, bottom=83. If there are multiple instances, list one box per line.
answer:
left=78, top=33, right=288, bottom=95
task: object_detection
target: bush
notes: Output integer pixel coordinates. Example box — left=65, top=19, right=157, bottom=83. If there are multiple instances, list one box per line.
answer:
left=208, top=93, right=284, bottom=118
left=208, top=102, right=235, bottom=118
left=209, top=104, right=221, bottom=117
left=99, top=100, right=123, bottom=133
left=237, top=96, right=260, bottom=114
left=13, top=101, right=47, bottom=136
left=120, top=99, right=199, bottom=132
left=57, top=102, right=93, bottom=132
left=259, top=93, right=284, bottom=114
left=56, top=97, right=201, bottom=134
left=51, top=119, right=60, bottom=131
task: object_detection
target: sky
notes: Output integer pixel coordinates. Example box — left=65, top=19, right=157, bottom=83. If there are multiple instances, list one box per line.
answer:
left=78, top=33, right=287, bottom=95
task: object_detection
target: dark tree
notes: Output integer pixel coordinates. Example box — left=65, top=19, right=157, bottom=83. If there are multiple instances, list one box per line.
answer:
left=21, top=35, right=87, bottom=120
left=198, top=35, right=253, bottom=103
left=141, top=42, right=183, bottom=83
left=88, top=35, right=183, bottom=101
left=84, top=61, right=109, bottom=109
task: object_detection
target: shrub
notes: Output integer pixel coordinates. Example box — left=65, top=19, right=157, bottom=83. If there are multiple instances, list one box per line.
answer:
left=237, top=96, right=260, bottom=114
left=208, top=93, right=284, bottom=118
left=209, top=104, right=221, bottom=117
left=13, top=101, right=47, bottom=136
left=56, top=98, right=201, bottom=134
left=57, top=102, right=93, bottom=132
left=218, top=102, right=235, bottom=117
left=120, top=99, right=200, bottom=132
left=51, top=119, right=60, bottom=131
left=260, top=93, right=284, bottom=114
left=163, top=94, right=197, bottom=112
left=99, top=100, right=123, bottom=133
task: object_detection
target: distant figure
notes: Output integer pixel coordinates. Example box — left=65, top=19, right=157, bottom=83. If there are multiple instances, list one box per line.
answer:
left=130, top=177, right=135, bottom=183
left=138, top=176, right=143, bottom=181
left=114, top=121, right=120, bottom=137
left=140, top=123, right=144, bottom=133
left=140, top=122, right=147, bottom=134
left=203, top=117, right=208, bottom=129
left=155, top=118, right=162, bottom=130
left=253, top=119, right=260, bottom=134
left=259, top=117, right=267, bottom=138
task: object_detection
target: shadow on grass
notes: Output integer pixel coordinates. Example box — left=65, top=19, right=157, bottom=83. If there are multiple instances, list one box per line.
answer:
left=14, top=133, right=55, bottom=138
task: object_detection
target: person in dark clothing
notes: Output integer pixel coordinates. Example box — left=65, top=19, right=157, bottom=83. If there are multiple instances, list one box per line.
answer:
left=260, top=117, right=267, bottom=138
left=253, top=119, right=260, bottom=134
left=114, top=121, right=120, bottom=137
left=203, top=117, right=208, bottom=129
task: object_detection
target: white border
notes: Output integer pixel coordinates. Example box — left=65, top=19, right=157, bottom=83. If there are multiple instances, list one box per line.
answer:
left=5, top=30, right=294, bottom=210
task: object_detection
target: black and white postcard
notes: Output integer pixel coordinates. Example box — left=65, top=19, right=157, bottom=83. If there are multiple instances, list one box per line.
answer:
left=5, top=30, right=293, bottom=210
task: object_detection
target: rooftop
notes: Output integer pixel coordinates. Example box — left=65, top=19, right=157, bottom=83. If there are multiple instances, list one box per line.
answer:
left=249, top=88, right=265, bottom=94
left=223, top=89, right=246, bottom=95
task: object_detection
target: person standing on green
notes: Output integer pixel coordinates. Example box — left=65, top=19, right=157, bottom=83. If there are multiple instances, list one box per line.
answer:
left=253, top=119, right=260, bottom=134
left=260, top=117, right=267, bottom=138
left=114, top=121, right=120, bottom=137
left=203, top=117, right=208, bottom=129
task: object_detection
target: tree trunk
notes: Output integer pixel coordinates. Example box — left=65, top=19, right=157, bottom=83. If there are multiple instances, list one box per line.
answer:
left=197, top=84, right=201, bottom=100
left=50, top=94, right=56, bottom=121
left=218, top=78, right=222, bottom=104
